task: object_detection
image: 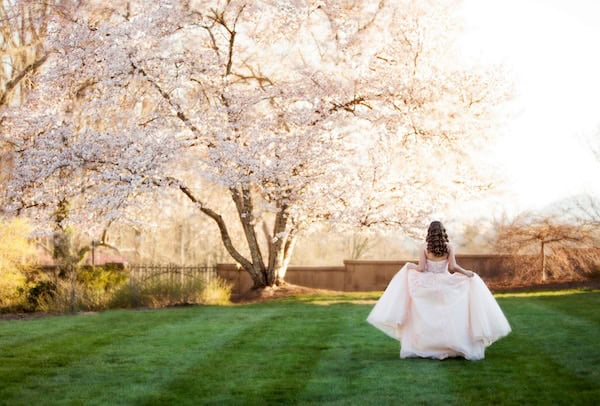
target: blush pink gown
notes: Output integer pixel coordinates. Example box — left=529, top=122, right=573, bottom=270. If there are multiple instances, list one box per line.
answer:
left=367, top=259, right=511, bottom=360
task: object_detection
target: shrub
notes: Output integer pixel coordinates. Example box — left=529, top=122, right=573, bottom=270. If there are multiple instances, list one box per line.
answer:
left=33, top=265, right=128, bottom=312
left=109, top=273, right=231, bottom=309
left=0, top=218, right=37, bottom=312
left=199, top=277, right=232, bottom=305
left=76, top=265, right=128, bottom=310
left=27, top=280, right=57, bottom=309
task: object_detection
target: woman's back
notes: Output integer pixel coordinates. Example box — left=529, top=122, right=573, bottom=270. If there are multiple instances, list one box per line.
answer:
left=425, top=258, right=448, bottom=273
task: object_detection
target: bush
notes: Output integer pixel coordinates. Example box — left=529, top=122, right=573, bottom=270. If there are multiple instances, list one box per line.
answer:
left=27, top=280, right=57, bottom=309
left=33, top=265, right=129, bottom=312
left=110, top=274, right=231, bottom=309
left=0, top=218, right=37, bottom=312
left=4, top=256, right=231, bottom=312
left=76, top=265, right=128, bottom=310
left=199, top=278, right=232, bottom=305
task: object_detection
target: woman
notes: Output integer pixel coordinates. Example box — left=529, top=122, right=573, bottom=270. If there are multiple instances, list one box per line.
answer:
left=367, top=221, right=511, bottom=360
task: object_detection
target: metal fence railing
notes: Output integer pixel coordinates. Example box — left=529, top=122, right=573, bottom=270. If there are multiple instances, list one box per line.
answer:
left=127, top=264, right=218, bottom=286
left=124, top=264, right=220, bottom=306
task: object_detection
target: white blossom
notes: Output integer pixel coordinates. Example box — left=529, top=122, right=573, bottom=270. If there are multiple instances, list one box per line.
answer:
left=3, top=0, right=509, bottom=284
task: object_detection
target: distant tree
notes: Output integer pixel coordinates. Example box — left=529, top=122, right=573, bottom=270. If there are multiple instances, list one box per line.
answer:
left=346, top=233, right=375, bottom=260
left=563, top=194, right=600, bottom=230
left=582, top=127, right=600, bottom=228
left=495, top=214, right=596, bottom=282
left=591, top=126, right=600, bottom=162
left=4, top=0, right=510, bottom=289
left=458, top=222, right=493, bottom=253
left=0, top=0, right=54, bottom=107
left=0, top=0, right=58, bottom=205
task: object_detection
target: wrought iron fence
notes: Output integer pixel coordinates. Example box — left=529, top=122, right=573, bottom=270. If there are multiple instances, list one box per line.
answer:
left=126, top=264, right=219, bottom=306
left=127, top=264, right=217, bottom=284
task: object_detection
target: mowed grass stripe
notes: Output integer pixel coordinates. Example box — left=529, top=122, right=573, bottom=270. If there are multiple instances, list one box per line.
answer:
left=0, top=306, right=280, bottom=405
left=68, top=306, right=281, bottom=405
left=0, top=312, right=155, bottom=401
left=528, top=290, right=600, bottom=324
left=136, top=302, right=347, bottom=405
left=297, top=303, right=459, bottom=405
left=0, top=291, right=598, bottom=405
left=448, top=295, right=600, bottom=405
left=296, top=303, right=389, bottom=405
left=511, top=297, right=599, bottom=384
left=502, top=296, right=600, bottom=383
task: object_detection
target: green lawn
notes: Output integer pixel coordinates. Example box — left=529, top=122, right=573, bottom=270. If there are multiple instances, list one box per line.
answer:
left=0, top=290, right=599, bottom=405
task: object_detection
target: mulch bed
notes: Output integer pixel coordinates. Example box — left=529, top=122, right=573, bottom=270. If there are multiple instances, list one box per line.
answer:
left=231, top=279, right=600, bottom=303
left=230, top=284, right=338, bottom=304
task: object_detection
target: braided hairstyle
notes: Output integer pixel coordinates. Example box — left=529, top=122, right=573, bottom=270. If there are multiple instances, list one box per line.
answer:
left=426, top=221, right=449, bottom=257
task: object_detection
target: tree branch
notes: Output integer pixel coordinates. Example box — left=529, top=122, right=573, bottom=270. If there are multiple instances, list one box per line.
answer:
left=0, top=53, right=48, bottom=107
left=130, top=60, right=211, bottom=146
left=178, top=183, right=253, bottom=270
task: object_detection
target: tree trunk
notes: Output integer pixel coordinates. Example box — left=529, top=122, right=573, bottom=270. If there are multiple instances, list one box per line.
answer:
left=276, top=231, right=297, bottom=282
left=179, top=183, right=298, bottom=289
left=229, top=205, right=297, bottom=289
left=540, top=240, right=546, bottom=282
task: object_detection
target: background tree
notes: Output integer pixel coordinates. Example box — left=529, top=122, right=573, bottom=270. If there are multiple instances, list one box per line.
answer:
left=5, top=0, right=510, bottom=289
left=0, top=0, right=58, bottom=203
left=0, top=0, right=53, bottom=107
left=494, top=213, right=597, bottom=282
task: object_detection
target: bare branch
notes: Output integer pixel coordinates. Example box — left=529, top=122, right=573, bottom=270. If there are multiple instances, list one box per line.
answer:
left=178, top=182, right=253, bottom=271
left=0, top=53, right=48, bottom=107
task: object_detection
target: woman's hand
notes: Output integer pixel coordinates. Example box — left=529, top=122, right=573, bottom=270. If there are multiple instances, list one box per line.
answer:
left=465, top=270, right=475, bottom=278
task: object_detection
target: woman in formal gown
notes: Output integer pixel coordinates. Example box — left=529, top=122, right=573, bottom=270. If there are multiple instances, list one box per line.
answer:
left=367, top=221, right=511, bottom=360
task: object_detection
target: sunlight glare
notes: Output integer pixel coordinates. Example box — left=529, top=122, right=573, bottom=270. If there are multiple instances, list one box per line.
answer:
left=459, top=0, right=600, bottom=213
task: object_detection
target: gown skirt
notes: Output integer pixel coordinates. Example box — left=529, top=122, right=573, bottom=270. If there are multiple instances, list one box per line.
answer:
left=367, top=261, right=511, bottom=360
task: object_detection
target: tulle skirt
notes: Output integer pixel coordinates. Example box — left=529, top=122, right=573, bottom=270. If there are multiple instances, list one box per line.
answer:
left=367, top=264, right=511, bottom=360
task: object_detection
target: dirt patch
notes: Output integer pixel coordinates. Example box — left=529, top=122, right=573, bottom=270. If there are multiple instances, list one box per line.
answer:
left=0, top=311, right=58, bottom=321
left=230, top=283, right=339, bottom=304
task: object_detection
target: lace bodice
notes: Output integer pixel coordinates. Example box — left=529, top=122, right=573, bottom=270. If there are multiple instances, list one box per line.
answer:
left=426, top=259, right=449, bottom=273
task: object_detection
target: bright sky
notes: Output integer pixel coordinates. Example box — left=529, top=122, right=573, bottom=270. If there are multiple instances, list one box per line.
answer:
left=459, top=0, right=600, bottom=215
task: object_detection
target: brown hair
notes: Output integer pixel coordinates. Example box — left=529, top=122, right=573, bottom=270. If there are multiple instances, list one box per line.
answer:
left=426, top=221, right=449, bottom=257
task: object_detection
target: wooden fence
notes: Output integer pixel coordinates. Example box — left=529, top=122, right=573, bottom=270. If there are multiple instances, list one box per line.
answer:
left=217, top=255, right=520, bottom=294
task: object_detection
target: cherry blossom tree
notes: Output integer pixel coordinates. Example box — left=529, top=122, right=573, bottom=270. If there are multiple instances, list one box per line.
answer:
left=4, top=0, right=510, bottom=288
left=1, top=0, right=61, bottom=201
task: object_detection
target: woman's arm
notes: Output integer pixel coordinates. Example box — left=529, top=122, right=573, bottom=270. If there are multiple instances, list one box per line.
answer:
left=416, top=246, right=427, bottom=272
left=416, top=244, right=427, bottom=272
left=406, top=244, right=426, bottom=272
left=448, top=244, right=475, bottom=277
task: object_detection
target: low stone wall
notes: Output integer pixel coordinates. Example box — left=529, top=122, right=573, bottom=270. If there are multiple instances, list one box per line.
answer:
left=217, top=255, right=516, bottom=294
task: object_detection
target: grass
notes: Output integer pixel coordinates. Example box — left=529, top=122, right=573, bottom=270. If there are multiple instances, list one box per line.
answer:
left=0, top=290, right=598, bottom=405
